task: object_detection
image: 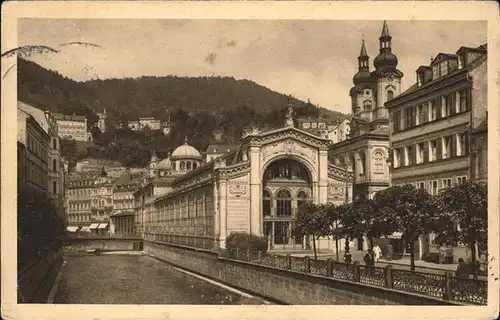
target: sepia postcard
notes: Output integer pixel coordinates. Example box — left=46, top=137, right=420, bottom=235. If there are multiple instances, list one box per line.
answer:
left=1, top=1, right=499, bottom=320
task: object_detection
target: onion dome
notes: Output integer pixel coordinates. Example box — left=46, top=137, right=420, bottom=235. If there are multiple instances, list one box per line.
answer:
left=171, top=137, right=203, bottom=161
left=373, top=20, right=399, bottom=70
left=353, top=40, right=371, bottom=85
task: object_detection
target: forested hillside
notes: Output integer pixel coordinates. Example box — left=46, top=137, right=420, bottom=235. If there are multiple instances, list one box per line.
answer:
left=18, top=57, right=348, bottom=167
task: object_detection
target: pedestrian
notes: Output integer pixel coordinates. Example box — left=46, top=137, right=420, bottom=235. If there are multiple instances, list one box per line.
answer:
left=455, top=258, right=469, bottom=278
left=386, top=243, right=393, bottom=261
left=373, top=244, right=382, bottom=263
left=364, top=248, right=375, bottom=276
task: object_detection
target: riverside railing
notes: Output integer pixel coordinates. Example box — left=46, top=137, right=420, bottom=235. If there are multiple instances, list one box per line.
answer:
left=220, top=248, right=487, bottom=306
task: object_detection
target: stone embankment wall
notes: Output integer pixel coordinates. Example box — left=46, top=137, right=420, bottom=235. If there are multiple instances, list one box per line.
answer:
left=143, top=241, right=456, bottom=305
left=63, top=238, right=142, bottom=251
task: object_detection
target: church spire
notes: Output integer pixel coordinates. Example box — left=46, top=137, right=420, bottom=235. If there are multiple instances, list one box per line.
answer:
left=380, top=20, right=391, bottom=39
left=357, top=39, right=370, bottom=71
left=359, top=39, right=368, bottom=57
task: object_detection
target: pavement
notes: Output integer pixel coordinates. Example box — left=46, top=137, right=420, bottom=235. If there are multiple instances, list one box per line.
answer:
left=273, top=250, right=487, bottom=280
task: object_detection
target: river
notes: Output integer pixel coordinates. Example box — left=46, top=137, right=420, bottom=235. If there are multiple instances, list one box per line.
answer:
left=55, top=253, right=268, bottom=304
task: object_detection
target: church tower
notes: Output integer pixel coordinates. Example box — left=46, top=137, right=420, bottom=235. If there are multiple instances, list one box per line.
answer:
left=350, top=39, right=374, bottom=123
left=372, top=20, right=403, bottom=121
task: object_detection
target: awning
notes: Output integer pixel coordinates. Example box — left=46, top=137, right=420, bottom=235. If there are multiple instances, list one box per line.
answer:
left=80, top=226, right=91, bottom=233
left=97, top=223, right=108, bottom=229
left=89, top=223, right=100, bottom=229
left=66, top=226, right=79, bottom=232
left=387, top=232, right=403, bottom=239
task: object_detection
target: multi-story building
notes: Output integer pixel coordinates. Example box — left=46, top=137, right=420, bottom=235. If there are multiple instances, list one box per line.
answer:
left=89, top=167, right=115, bottom=232
left=128, top=117, right=161, bottom=131
left=109, top=170, right=143, bottom=236
left=471, top=117, right=487, bottom=183
left=296, top=117, right=329, bottom=138
left=204, top=144, right=240, bottom=163
left=52, top=113, right=88, bottom=142
left=385, top=43, right=487, bottom=261
left=17, top=103, right=50, bottom=194
left=327, top=118, right=351, bottom=144
left=65, top=171, right=97, bottom=229
left=18, top=102, right=66, bottom=216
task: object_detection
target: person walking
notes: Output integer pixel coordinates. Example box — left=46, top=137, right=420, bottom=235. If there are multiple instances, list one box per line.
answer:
left=364, top=248, right=375, bottom=276
left=373, top=244, right=382, bottom=263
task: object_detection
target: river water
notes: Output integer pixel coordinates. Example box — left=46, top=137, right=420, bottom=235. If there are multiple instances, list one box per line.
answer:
left=55, top=254, right=266, bottom=304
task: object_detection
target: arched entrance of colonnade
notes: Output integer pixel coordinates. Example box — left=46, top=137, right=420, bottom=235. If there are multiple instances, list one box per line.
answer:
left=262, top=158, right=313, bottom=251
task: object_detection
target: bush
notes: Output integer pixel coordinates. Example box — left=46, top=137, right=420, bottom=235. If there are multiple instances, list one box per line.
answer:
left=226, top=232, right=268, bottom=253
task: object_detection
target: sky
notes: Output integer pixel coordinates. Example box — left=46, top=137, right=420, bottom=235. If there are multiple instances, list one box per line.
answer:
left=17, top=19, right=487, bottom=114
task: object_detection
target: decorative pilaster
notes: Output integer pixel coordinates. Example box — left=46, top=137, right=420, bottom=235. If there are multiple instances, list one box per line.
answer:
left=318, top=149, right=329, bottom=204
left=249, top=146, right=261, bottom=236
left=219, top=180, right=228, bottom=249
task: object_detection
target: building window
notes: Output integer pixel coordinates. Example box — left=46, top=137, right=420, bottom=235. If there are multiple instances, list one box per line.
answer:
left=386, top=90, right=395, bottom=102
left=262, top=189, right=272, bottom=216
left=441, top=178, right=452, bottom=190
left=392, top=110, right=401, bottom=133
left=429, top=140, right=437, bottom=162
left=303, top=123, right=310, bottom=129
left=180, top=161, right=185, bottom=170
left=416, top=142, right=425, bottom=164
left=186, top=161, right=192, bottom=170
left=52, top=159, right=57, bottom=171
left=443, top=136, right=452, bottom=159
left=432, top=65, right=439, bottom=80
left=429, top=100, right=437, bottom=121
left=429, top=180, right=439, bottom=195
left=457, top=133, right=467, bottom=156
left=296, top=190, right=308, bottom=213
left=52, top=138, right=57, bottom=150
left=276, top=189, right=292, bottom=217
left=458, top=89, right=468, bottom=112
left=416, top=182, right=425, bottom=190
left=193, top=162, right=197, bottom=169
left=417, top=104, right=428, bottom=125
left=440, top=61, right=448, bottom=77
left=404, top=107, right=412, bottom=129
left=405, top=145, right=413, bottom=166
left=457, top=176, right=467, bottom=184
left=358, top=153, right=366, bottom=174
left=374, top=152, right=384, bottom=173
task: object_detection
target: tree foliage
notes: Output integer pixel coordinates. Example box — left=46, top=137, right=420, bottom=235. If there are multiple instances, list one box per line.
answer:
left=432, top=180, right=487, bottom=277
left=18, top=184, right=67, bottom=271
left=293, top=202, right=329, bottom=259
left=374, top=184, right=435, bottom=270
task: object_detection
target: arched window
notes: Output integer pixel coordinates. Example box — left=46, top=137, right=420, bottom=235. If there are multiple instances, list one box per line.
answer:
left=262, top=189, right=271, bottom=217
left=374, top=151, right=384, bottom=173
left=296, top=190, right=308, bottom=211
left=276, top=189, right=292, bottom=217
left=193, top=162, right=197, bottom=169
left=186, top=161, right=192, bottom=170
left=180, top=161, right=185, bottom=170
left=386, top=90, right=394, bottom=101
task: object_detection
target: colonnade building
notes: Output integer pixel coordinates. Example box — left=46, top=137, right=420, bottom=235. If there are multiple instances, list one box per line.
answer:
left=137, top=110, right=353, bottom=250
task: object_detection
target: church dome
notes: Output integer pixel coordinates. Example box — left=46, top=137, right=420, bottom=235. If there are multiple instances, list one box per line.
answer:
left=171, top=140, right=202, bottom=161
left=157, top=156, right=173, bottom=170
left=374, top=52, right=398, bottom=70
left=353, top=70, right=371, bottom=85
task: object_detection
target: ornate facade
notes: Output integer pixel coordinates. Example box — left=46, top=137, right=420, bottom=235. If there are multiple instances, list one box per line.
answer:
left=139, top=112, right=353, bottom=250
left=328, top=21, right=400, bottom=202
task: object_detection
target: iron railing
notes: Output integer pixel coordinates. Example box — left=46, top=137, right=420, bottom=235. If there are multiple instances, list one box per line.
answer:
left=220, top=248, right=487, bottom=306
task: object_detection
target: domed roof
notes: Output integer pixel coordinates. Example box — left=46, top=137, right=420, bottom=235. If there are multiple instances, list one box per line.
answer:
left=157, top=156, right=173, bottom=170
left=353, top=70, right=371, bottom=85
left=374, top=52, right=398, bottom=70
left=171, top=138, right=202, bottom=160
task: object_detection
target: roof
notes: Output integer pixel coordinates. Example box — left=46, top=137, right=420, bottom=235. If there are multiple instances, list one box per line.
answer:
left=205, top=144, right=240, bottom=155
left=111, top=210, right=135, bottom=217
left=157, top=156, right=173, bottom=170
left=430, top=53, right=457, bottom=65
left=171, top=139, right=202, bottom=160
left=52, top=113, right=86, bottom=121
left=380, top=20, right=391, bottom=38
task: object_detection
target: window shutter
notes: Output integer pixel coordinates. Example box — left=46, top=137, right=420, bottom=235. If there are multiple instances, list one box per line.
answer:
left=436, top=138, right=442, bottom=160
left=451, top=135, right=456, bottom=157
left=450, top=92, right=457, bottom=115
left=436, top=97, right=442, bottom=118
left=423, top=142, right=429, bottom=162
left=412, top=145, right=417, bottom=165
